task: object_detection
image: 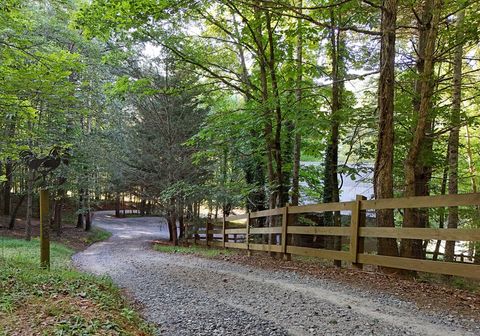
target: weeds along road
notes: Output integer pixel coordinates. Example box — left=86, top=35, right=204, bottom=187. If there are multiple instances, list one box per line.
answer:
left=73, top=211, right=478, bottom=336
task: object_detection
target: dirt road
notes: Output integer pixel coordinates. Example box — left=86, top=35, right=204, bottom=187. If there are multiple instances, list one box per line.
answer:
left=73, top=212, right=478, bottom=336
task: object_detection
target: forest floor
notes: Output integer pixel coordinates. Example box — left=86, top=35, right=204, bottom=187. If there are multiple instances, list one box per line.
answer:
left=0, top=215, right=155, bottom=336
left=73, top=211, right=480, bottom=336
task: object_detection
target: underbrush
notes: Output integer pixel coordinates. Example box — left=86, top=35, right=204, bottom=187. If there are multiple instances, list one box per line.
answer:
left=0, top=237, right=155, bottom=336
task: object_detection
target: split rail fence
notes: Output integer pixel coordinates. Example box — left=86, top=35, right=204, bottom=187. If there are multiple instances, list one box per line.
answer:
left=186, top=193, right=480, bottom=279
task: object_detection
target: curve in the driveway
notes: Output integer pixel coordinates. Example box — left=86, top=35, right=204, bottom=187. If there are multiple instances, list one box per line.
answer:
left=73, top=211, right=478, bottom=336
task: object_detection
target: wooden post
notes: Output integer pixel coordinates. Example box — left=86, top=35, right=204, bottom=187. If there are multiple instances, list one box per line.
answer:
left=40, top=189, right=50, bottom=270
left=246, top=212, right=251, bottom=256
left=282, top=205, right=291, bottom=261
left=351, top=195, right=366, bottom=269
left=194, top=221, right=198, bottom=245
left=222, top=215, right=227, bottom=248
left=206, top=220, right=210, bottom=247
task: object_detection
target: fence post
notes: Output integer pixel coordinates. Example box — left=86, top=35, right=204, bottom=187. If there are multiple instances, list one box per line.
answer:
left=206, top=220, right=211, bottom=247
left=194, top=220, right=198, bottom=245
left=281, top=205, right=291, bottom=261
left=246, top=212, right=251, bottom=256
left=222, top=215, right=227, bottom=248
left=351, top=194, right=366, bottom=269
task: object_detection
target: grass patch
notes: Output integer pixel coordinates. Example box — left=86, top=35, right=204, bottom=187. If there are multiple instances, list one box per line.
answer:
left=83, top=227, right=112, bottom=245
left=0, top=237, right=155, bottom=336
left=153, top=244, right=234, bottom=258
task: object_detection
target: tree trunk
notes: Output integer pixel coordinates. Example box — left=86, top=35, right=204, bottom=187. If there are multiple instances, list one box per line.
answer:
left=140, top=198, right=146, bottom=216
left=433, top=155, right=449, bottom=261
left=445, top=10, right=464, bottom=262
left=253, top=3, right=276, bottom=209
left=84, top=187, right=92, bottom=231
left=179, top=199, right=185, bottom=239
left=167, top=216, right=174, bottom=242
left=465, top=124, right=477, bottom=194
left=374, top=0, right=399, bottom=258
left=77, top=189, right=84, bottom=229
left=402, top=0, right=442, bottom=259
left=291, top=0, right=303, bottom=207
left=323, top=11, right=344, bottom=267
left=266, top=10, right=284, bottom=208
left=465, top=124, right=480, bottom=263
left=169, top=198, right=178, bottom=245
left=85, top=210, right=92, bottom=231
left=25, top=168, right=34, bottom=241
left=122, top=193, right=126, bottom=217
left=8, top=194, right=26, bottom=230
left=3, top=158, right=12, bottom=216
left=115, top=192, right=121, bottom=217
left=54, top=189, right=65, bottom=236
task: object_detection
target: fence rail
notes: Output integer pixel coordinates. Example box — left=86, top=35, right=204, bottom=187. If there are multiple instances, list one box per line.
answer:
left=186, top=193, right=480, bottom=279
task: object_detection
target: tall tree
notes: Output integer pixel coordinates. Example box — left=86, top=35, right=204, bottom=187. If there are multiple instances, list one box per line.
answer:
left=445, top=10, right=465, bottom=262
left=374, top=0, right=399, bottom=258
left=402, top=0, right=443, bottom=259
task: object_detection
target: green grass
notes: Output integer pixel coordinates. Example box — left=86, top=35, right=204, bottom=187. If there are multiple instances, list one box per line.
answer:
left=0, top=237, right=155, bottom=336
left=153, top=244, right=234, bottom=258
left=84, top=227, right=112, bottom=245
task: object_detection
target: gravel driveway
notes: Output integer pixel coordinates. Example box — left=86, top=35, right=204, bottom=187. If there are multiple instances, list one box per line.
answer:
left=73, top=211, right=478, bottom=336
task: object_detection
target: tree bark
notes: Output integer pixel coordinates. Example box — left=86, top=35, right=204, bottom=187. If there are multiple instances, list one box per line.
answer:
left=291, top=0, right=303, bottom=207
left=265, top=10, right=284, bottom=208
left=445, top=10, right=464, bottom=262
left=465, top=124, right=480, bottom=264
left=25, top=168, right=34, bottom=241
left=8, top=194, right=26, bottom=230
left=179, top=198, right=185, bottom=239
left=77, top=189, right=84, bottom=229
left=140, top=198, right=146, bottom=216
left=402, top=0, right=442, bottom=259
left=433, top=154, right=449, bottom=261
left=115, top=192, right=121, bottom=217
left=324, top=11, right=344, bottom=267
left=3, top=158, right=13, bottom=216
left=374, top=0, right=399, bottom=258
left=253, top=3, right=276, bottom=209
left=169, top=198, right=178, bottom=245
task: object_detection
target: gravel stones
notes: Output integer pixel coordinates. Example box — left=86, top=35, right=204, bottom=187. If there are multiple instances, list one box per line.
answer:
left=73, top=212, right=478, bottom=336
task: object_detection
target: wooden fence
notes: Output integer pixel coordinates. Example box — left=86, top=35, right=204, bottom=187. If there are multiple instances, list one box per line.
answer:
left=186, top=193, right=480, bottom=279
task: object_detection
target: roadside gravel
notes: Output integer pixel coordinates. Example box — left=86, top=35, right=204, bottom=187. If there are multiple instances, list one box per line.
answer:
left=73, top=211, right=479, bottom=336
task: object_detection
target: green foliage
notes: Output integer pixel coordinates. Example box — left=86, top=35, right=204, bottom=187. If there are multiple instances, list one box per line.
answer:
left=2, top=0, right=480, bottom=255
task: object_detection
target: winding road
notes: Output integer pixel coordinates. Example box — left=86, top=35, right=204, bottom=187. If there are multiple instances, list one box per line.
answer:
left=73, top=211, right=478, bottom=336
